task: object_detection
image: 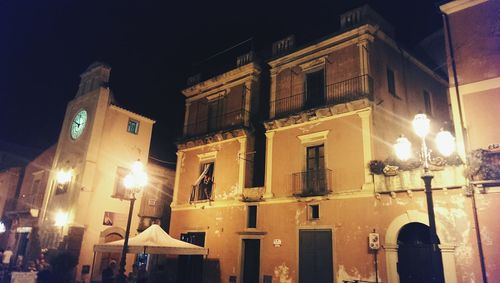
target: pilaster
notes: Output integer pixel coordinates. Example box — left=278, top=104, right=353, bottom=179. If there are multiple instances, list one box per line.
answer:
left=270, top=69, right=278, bottom=119
left=183, top=101, right=191, bottom=136
left=172, top=151, right=184, bottom=207
left=237, top=137, right=247, bottom=194
left=357, top=109, right=374, bottom=191
left=264, top=131, right=275, bottom=198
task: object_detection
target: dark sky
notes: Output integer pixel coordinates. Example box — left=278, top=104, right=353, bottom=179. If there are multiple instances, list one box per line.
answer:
left=0, top=0, right=443, bottom=163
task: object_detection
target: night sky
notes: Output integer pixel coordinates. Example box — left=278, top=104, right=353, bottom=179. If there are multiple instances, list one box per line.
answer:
left=0, top=0, right=443, bottom=164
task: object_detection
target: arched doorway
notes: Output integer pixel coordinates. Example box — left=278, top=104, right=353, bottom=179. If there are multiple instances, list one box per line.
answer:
left=397, top=223, right=444, bottom=283
left=92, top=227, right=125, bottom=281
left=99, top=232, right=122, bottom=275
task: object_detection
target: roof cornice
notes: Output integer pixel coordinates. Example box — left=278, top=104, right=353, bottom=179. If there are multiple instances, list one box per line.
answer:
left=182, top=62, right=261, bottom=99
left=440, top=0, right=488, bottom=14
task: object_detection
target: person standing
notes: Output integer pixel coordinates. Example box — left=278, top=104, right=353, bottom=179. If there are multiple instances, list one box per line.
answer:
left=101, top=260, right=116, bottom=283
left=2, top=247, right=13, bottom=268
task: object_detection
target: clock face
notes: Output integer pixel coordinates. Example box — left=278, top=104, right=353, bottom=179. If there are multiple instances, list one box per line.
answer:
left=70, top=109, right=87, bottom=140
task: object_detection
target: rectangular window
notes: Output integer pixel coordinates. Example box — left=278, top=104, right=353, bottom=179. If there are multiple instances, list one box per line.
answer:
left=387, top=67, right=396, bottom=97
left=247, top=205, right=257, bottom=228
left=309, top=204, right=320, bottom=220
left=208, top=100, right=223, bottom=132
left=113, top=167, right=129, bottom=198
left=423, top=90, right=432, bottom=116
left=305, top=69, right=325, bottom=108
left=127, top=119, right=139, bottom=134
left=191, top=162, right=214, bottom=201
left=305, top=145, right=326, bottom=195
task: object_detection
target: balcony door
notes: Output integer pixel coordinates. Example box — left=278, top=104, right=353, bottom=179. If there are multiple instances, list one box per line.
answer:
left=305, top=69, right=325, bottom=109
left=208, top=99, right=224, bottom=132
left=306, top=145, right=325, bottom=195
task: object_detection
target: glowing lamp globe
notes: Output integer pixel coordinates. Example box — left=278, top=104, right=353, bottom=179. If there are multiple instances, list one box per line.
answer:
left=123, top=161, right=148, bottom=191
left=394, top=135, right=412, bottom=161
left=413, top=114, right=430, bottom=138
left=55, top=211, right=68, bottom=227
left=436, top=130, right=455, bottom=157
left=56, top=170, right=72, bottom=184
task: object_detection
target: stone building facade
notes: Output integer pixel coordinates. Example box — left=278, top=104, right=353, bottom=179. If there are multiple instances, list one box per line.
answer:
left=168, top=5, right=495, bottom=283
left=28, top=62, right=175, bottom=282
left=441, top=0, right=500, bottom=281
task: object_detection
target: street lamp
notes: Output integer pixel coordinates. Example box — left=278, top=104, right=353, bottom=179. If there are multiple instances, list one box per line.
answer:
left=394, top=113, right=455, bottom=282
left=116, top=160, right=148, bottom=283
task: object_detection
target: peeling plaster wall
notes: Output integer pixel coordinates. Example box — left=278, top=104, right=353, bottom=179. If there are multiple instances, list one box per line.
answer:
left=171, top=188, right=487, bottom=282
left=176, top=140, right=241, bottom=204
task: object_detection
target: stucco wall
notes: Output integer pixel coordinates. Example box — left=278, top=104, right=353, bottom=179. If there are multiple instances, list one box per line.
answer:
left=176, top=139, right=242, bottom=205
left=269, top=114, right=365, bottom=196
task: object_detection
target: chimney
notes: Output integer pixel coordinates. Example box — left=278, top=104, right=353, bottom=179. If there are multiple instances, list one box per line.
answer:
left=272, top=35, right=295, bottom=57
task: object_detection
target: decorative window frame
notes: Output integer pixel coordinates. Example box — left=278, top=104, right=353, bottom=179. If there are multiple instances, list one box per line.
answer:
left=297, top=130, right=330, bottom=174
left=299, top=56, right=327, bottom=73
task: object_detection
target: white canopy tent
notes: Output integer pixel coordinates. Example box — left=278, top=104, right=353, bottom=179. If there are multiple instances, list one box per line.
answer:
left=93, top=224, right=208, bottom=255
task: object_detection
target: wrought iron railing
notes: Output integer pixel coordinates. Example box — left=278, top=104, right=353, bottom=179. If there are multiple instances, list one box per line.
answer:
left=292, top=169, right=332, bottom=196
left=184, top=109, right=253, bottom=138
left=272, top=75, right=373, bottom=119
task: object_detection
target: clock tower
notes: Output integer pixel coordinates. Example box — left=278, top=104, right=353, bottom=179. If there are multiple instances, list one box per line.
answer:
left=39, top=62, right=156, bottom=280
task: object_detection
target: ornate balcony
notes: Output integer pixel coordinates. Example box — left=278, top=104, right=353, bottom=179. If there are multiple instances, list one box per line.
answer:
left=292, top=169, right=333, bottom=197
left=272, top=75, right=373, bottom=119
left=183, top=108, right=253, bottom=139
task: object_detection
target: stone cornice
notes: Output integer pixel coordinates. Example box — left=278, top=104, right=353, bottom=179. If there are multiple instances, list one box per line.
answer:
left=264, top=99, right=371, bottom=131
left=268, top=24, right=447, bottom=87
left=440, top=0, right=488, bottom=14
left=268, top=25, right=374, bottom=69
left=177, top=128, right=251, bottom=151
left=109, top=104, right=155, bottom=124
left=182, top=63, right=261, bottom=99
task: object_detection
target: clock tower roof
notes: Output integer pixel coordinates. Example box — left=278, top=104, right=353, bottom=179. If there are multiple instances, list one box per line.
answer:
left=75, top=62, right=111, bottom=98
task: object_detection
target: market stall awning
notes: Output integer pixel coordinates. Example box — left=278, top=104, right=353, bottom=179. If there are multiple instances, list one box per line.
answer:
left=93, top=224, right=208, bottom=255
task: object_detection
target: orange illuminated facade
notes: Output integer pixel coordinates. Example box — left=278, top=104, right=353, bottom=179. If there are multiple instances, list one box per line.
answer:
left=168, top=5, right=494, bottom=283
left=441, top=0, right=500, bottom=281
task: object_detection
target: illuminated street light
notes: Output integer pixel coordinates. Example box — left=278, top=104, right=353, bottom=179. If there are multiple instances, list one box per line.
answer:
left=56, top=169, right=72, bottom=184
left=54, top=211, right=69, bottom=227
left=394, top=135, right=412, bottom=161
left=116, top=160, right=148, bottom=283
left=394, top=113, right=455, bottom=283
left=0, top=222, right=5, bottom=234
left=436, top=130, right=455, bottom=157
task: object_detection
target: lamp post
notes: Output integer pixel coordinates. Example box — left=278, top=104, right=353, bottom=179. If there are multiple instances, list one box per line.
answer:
left=394, top=113, right=455, bottom=283
left=116, top=160, right=148, bottom=283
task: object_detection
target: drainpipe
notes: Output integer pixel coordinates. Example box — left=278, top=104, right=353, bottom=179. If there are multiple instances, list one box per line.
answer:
left=442, top=12, right=488, bottom=283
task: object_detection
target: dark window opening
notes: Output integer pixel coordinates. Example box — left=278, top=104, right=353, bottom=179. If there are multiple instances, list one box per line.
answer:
left=305, top=69, right=325, bottom=108
left=208, top=99, right=223, bottom=132
left=310, top=204, right=320, bottom=219
left=179, top=232, right=206, bottom=283
left=387, top=68, right=396, bottom=97
left=127, top=119, right=139, bottom=134
left=247, top=206, right=257, bottom=228
left=191, top=162, right=214, bottom=202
